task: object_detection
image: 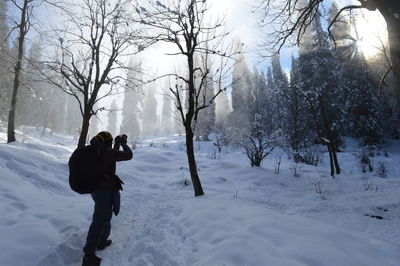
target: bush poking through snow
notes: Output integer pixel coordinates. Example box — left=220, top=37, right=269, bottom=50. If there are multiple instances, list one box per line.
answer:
left=207, top=146, right=221, bottom=160
left=363, top=180, right=378, bottom=191
left=178, top=142, right=187, bottom=152
left=179, top=166, right=191, bottom=186
left=131, top=139, right=139, bottom=150
left=233, top=191, right=239, bottom=199
left=356, top=148, right=374, bottom=173
left=313, top=181, right=325, bottom=199
left=180, top=178, right=190, bottom=186
left=294, top=146, right=321, bottom=166
left=290, top=163, right=301, bottom=177
left=376, top=161, right=387, bottom=178
left=274, top=153, right=282, bottom=174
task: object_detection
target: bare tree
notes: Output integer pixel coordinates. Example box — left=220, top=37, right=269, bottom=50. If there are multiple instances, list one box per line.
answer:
left=7, top=0, right=37, bottom=143
left=137, top=0, right=236, bottom=196
left=43, top=0, right=145, bottom=148
left=255, top=0, right=400, bottom=102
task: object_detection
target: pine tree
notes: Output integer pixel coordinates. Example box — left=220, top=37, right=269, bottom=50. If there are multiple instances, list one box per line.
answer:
left=161, top=87, right=173, bottom=134
left=63, top=95, right=82, bottom=137
left=107, top=100, right=119, bottom=136
left=121, top=64, right=144, bottom=139
left=271, top=54, right=290, bottom=134
left=142, top=83, right=158, bottom=136
left=281, top=56, right=313, bottom=154
left=297, top=14, right=343, bottom=175
left=17, top=37, right=43, bottom=127
left=194, top=66, right=216, bottom=141
left=88, top=109, right=100, bottom=140
left=328, top=4, right=384, bottom=145
left=229, top=48, right=252, bottom=129
left=214, top=90, right=231, bottom=129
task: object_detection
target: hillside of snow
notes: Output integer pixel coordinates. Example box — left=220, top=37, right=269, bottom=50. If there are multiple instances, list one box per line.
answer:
left=0, top=128, right=400, bottom=266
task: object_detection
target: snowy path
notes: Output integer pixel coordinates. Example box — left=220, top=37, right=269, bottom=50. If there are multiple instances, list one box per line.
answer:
left=99, top=190, right=185, bottom=266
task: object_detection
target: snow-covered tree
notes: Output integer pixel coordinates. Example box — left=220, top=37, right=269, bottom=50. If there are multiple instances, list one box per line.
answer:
left=228, top=47, right=252, bottom=130
left=270, top=54, right=289, bottom=134
left=214, top=90, right=231, bottom=129
left=121, top=61, right=144, bottom=140
left=194, top=54, right=216, bottom=141
left=88, top=111, right=100, bottom=141
left=107, top=100, right=119, bottom=137
left=296, top=15, right=343, bottom=176
left=17, top=37, right=42, bottom=127
left=285, top=56, right=313, bottom=155
left=161, top=86, right=174, bottom=134
left=142, top=84, right=158, bottom=136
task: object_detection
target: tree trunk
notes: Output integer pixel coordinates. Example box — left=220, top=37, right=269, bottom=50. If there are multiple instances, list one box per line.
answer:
left=7, top=73, right=20, bottom=143
left=7, top=2, right=28, bottom=143
left=41, top=106, right=49, bottom=137
left=373, top=0, right=400, bottom=102
left=319, top=96, right=341, bottom=176
left=326, top=142, right=335, bottom=178
left=185, top=127, right=204, bottom=196
left=387, top=16, right=400, bottom=103
left=332, top=148, right=341, bottom=174
left=78, top=113, right=91, bottom=148
left=185, top=48, right=205, bottom=196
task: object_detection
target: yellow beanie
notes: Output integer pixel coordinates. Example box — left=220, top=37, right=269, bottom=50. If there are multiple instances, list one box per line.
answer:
left=93, top=131, right=113, bottom=143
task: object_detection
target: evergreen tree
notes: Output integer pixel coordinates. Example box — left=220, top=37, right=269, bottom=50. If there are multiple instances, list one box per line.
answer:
left=63, top=95, right=82, bottom=137
left=121, top=63, right=144, bottom=140
left=249, top=67, right=269, bottom=132
left=161, top=87, right=174, bottom=134
left=194, top=65, right=216, bottom=141
left=271, top=54, right=289, bottom=134
left=328, top=4, right=385, bottom=145
left=345, top=66, right=384, bottom=145
left=142, top=83, right=158, bottom=136
left=284, top=56, right=312, bottom=154
left=107, top=100, right=119, bottom=136
left=17, top=37, right=43, bottom=127
left=214, top=90, right=231, bottom=129
left=229, top=48, right=252, bottom=129
left=88, top=109, right=100, bottom=140
left=296, top=14, right=343, bottom=175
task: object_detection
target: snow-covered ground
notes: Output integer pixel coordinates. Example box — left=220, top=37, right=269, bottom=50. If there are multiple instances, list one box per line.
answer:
left=0, top=128, right=399, bottom=266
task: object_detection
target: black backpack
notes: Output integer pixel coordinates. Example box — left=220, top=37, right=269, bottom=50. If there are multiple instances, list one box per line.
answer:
left=69, top=145, right=104, bottom=194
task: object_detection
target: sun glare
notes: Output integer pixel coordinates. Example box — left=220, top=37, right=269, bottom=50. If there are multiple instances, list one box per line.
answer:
left=352, top=10, right=388, bottom=60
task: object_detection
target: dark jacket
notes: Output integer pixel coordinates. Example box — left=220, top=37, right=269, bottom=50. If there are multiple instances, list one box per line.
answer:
left=97, top=143, right=133, bottom=190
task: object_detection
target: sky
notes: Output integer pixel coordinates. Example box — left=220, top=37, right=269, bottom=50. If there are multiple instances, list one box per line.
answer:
left=141, top=0, right=268, bottom=79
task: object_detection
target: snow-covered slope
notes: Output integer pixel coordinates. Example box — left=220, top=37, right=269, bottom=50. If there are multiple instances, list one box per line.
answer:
left=0, top=130, right=399, bottom=266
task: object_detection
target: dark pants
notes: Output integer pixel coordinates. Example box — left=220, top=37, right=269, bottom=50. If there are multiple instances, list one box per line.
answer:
left=83, top=189, right=114, bottom=255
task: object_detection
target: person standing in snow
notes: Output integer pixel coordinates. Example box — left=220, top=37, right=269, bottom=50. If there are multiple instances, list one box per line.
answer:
left=82, top=131, right=133, bottom=266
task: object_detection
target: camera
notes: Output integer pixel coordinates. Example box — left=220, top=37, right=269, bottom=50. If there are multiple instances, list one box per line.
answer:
left=114, top=134, right=128, bottom=145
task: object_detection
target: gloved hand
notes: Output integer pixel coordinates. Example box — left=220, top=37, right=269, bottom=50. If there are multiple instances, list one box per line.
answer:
left=114, top=135, right=122, bottom=146
left=120, top=134, right=128, bottom=146
left=114, top=175, right=124, bottom=191
left=113, top=190, right=121, bottom=216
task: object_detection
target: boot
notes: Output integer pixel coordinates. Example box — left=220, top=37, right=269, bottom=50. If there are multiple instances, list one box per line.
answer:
left=82, top=254, right=102, bottom=266
left=97, top=239, right=112, bottom=251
